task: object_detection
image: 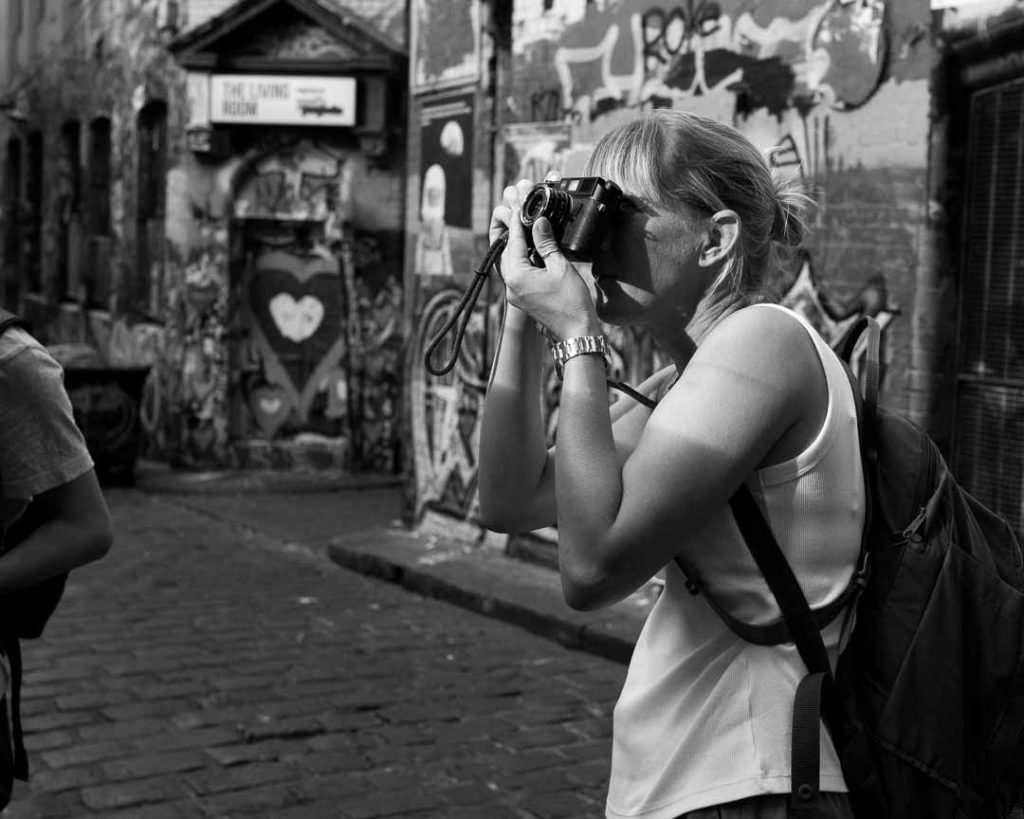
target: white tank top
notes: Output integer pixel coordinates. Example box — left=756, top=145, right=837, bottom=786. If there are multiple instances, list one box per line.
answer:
left=606, top=304, right=864, bottom=819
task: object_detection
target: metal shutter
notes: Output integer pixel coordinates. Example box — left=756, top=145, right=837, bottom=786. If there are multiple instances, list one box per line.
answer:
left=954, top=78, right=1024, bottom=535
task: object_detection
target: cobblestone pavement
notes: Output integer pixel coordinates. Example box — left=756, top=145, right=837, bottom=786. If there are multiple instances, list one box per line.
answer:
left=4, top=488, right=627, bottom=818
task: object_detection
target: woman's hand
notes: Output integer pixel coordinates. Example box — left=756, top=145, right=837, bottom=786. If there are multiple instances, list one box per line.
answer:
left=489, top=180, right=601, bottom=341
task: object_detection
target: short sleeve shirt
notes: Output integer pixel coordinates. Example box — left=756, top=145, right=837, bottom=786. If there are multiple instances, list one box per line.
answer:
left=0, top=327, right=94, bottom=531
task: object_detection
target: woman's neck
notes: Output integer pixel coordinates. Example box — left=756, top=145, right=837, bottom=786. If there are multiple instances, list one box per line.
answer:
left=653, top=293, right=749, bottom=372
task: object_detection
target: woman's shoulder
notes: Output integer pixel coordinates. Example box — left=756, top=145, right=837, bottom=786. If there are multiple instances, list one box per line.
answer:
left=699, top=304, right=824, bottom=389
left=709, top=303, right=817, bottom=354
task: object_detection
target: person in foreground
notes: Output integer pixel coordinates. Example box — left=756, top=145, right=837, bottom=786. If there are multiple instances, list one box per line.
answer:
left=478, top=109, right=862, bottom=819
left=0, top=316, right=113, bottom=605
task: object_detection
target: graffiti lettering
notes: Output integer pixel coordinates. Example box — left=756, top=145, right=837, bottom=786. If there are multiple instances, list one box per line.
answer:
left=641, top=2, right=722, bottom=66
left=767, top=134, right=803, bottom=177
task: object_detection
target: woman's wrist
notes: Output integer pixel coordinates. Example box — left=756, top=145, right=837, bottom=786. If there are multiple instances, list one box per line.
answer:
left=549, top=316, right=603, bottom=342
left=503, top=304, right=537, bottom=335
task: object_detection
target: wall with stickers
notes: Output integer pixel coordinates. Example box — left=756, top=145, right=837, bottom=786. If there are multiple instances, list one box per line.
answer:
left=408, top=0, right=951, bottom=546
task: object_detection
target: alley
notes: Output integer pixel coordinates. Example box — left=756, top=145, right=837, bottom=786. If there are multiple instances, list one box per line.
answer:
left=5, top=488, right=627, bottom=819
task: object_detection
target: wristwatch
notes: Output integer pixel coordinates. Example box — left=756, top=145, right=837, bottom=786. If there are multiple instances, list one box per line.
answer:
left=550, top=335, right=610, bottom=378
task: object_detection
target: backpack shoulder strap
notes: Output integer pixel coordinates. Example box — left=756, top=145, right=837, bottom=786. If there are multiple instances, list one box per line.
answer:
left=836, top=316, right=880, bottom=438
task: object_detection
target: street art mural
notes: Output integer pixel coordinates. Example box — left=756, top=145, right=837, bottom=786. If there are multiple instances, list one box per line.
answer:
left=409, top=0, right=925, bottom=534
left=136, top=140, right=402, bottom=472
left=414, top=92, right=476, bottom=277
left=781, top=251, right=900, bottom=344
left=228, top=142, right=402, bottom=472
left=517, top=0, right=889, bottom=125
left=411, top=0, right=481, bottom=90
left=138, top=228, right=231, bottom=468
left=411, top=287, right=498, bottom=521
left=238, top=241, right=346, bottom=440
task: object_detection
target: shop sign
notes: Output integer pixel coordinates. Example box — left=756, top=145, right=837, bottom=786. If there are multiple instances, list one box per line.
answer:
left=209, top=74, right=356, bottom=126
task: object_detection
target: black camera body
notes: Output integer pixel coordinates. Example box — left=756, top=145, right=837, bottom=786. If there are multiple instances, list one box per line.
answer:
left=520, top=176, right=623, bottom=262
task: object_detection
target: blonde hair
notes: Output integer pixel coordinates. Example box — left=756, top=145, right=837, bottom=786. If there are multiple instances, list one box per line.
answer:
left=585, top=109, right=811, bottom=325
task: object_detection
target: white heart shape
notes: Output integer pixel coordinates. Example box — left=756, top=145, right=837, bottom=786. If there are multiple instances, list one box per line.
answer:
left=259, top=396, right=283, bottom=415
left=269, top=293, right=325, bottom=343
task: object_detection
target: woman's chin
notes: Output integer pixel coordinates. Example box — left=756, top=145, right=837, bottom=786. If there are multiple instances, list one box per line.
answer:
left=595, top=279, right=639, bottom=325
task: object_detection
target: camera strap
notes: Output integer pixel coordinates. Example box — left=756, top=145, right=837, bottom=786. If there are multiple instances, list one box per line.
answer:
left=422, top=232, right=659, bottom=413
left=424, top=233, right=509, bottom=377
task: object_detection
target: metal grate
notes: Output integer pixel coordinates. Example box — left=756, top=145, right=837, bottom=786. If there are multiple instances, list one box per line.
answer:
left=954, top=79, right=1024, bottom=534
left=955, top=384, right=1024, bottom=535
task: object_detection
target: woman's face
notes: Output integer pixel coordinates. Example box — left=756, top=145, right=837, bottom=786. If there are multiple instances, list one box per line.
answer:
left=589, top=190, right=711, bottom=329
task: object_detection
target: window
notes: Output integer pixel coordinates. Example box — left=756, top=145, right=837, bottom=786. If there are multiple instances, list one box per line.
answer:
left=954, top=78, right=1024, bottom=535
left=58, top=120, right=81, bottom=299
left=136, top=101, right=167, bottom=311
left=24, top=130, right=42, bottom=292
left=86, top=117, right=112, bottom=307
left=3, top=138, right=21, bottom=304
left=87, top=117, right=111, bottom=236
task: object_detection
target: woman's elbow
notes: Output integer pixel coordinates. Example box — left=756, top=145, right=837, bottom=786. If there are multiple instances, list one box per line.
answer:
left=559, top=563, right=616, bottom=612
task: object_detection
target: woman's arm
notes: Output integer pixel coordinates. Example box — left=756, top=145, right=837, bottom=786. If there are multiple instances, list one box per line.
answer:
left=478, top=302, right=557, bottom=532
left=477, top=181, right=675, bottom=534
left=555, top=307, right=824, bottom=610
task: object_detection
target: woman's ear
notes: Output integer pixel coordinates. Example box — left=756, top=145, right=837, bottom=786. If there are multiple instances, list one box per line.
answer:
left=698, top=210, right=740, bottom=267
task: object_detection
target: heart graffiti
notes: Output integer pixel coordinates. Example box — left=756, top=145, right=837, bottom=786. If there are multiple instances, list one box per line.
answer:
left=244, top=247, right=349, bottom=433
left=269, top=293, right=325, bottom=343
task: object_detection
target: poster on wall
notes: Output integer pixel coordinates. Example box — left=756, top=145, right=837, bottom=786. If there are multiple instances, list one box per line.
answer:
left=415, top=91, right=475, bottom=277
left=411, top=0, right=480, bottom=91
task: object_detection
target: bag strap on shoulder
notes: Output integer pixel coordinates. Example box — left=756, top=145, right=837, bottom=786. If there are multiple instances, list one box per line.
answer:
left=713, top=315, right=883, bottom=813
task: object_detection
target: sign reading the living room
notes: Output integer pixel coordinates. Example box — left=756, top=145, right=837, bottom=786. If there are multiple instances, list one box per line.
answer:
left=209, top=74, right=357, bottom=126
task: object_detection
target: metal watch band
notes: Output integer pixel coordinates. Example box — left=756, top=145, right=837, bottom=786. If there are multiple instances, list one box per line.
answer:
left=551, top=335, right=609, bottom=378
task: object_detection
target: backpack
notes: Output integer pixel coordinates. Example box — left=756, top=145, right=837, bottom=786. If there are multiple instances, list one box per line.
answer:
left=0, top=308, right=71, bottom=806
left=681, top=315, right=1024, bottom=818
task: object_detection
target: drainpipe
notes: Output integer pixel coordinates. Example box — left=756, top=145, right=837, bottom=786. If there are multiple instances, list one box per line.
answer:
left=940, top=5, right=1024, bottom=59
left=908, top=85, right=955, bottom=451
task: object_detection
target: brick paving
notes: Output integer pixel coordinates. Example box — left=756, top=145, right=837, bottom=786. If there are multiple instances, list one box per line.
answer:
left=4, top=488, right=628, bottom=818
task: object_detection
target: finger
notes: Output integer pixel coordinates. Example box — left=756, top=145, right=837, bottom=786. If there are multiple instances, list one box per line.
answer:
left=503, top=184, right=522, bottom=209
left=516, top=178, right=535, bottom=202
left=489, top=204, right=512, bottom=242
left=505, top=206, right=530, bottom=262
left=544, top=170, right=562, bottom=183
left=531, top=217, right=562, bottom=267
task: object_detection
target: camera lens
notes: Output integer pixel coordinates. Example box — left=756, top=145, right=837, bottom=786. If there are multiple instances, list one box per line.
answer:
left=521, top=184, right=570, bottom=230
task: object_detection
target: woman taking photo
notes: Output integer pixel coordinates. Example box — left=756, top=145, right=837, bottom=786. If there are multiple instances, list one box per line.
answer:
left=478, top=109, right=862, bottom=819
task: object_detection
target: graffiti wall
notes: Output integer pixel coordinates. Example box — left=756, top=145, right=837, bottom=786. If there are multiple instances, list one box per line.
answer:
left=409, top=0, right=935, bottom=538
left=150, top=139, right=403, bottom=471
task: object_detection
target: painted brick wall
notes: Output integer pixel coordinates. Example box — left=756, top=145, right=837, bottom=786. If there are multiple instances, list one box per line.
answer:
left=501, top=0, right=938, bottom=421
left=182, top=0, right=238, bottom=31
left=405, top=0, right=952, bottom=531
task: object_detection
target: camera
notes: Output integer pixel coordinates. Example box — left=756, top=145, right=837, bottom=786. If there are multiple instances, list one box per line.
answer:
left=520, top=176, right=623, bottom=263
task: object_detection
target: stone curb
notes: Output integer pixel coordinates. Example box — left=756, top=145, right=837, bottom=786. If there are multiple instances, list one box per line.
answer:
left=326, top=528, right=650, bottom=666
left=133, top=461, right=404, bottom=495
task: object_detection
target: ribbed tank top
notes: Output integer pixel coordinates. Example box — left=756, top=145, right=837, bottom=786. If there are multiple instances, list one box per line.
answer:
left=606, top=304, right=864, bottom=819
